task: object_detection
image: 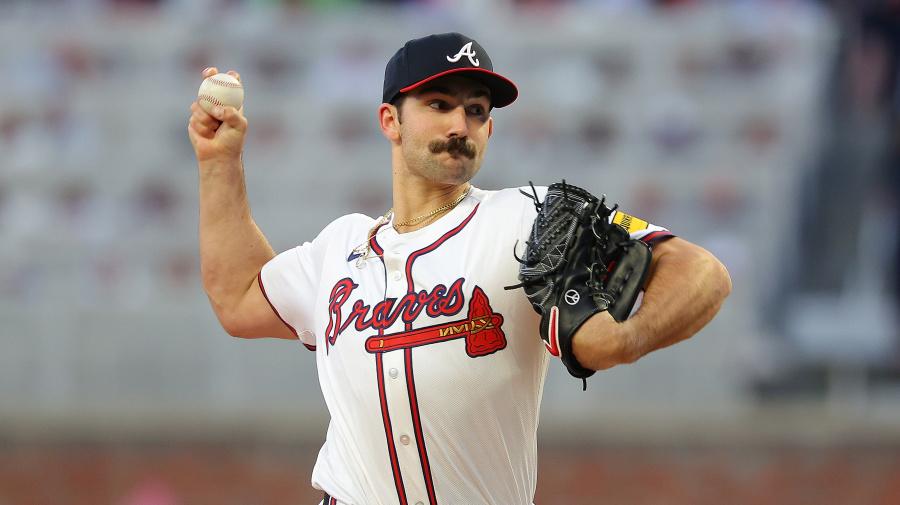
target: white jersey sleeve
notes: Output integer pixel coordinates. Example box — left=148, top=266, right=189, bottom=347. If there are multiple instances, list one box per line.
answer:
left=259, top=214, right=374, bottom=348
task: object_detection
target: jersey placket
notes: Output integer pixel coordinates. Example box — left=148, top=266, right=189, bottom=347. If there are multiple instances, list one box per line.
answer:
left=380, top=243, right=432, bottom=505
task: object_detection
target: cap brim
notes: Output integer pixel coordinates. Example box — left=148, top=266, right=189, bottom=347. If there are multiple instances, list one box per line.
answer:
left=398, top=68, right=518, bottom=108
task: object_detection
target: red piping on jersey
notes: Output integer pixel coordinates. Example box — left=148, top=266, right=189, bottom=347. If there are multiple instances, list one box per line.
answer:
left=404, top=205, right=479, bottom=286
left=405, top=348, right=438, bottom=505
left=641, top=230, right=674, bottom=244
left=257, top=272, right=313, bottom=350
left=403, top=204, right=480, bottom=505
left=369, top=204, right=479, bottom=505
left=370, top=222, right=387, bottom=257
left=376, top=351, right=410, bottom=505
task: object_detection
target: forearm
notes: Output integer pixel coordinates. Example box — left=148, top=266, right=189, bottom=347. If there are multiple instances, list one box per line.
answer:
left=573, top=238, right=732, bottom=370
left=198, top=158, right=275, bottom=319
left=188, top=71, right=275, bottom=328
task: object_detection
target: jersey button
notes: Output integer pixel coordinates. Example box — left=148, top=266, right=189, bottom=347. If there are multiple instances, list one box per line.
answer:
left=391, top=271, right=402, bottom=281
left=415, top=502, right=424, bottom=505
left=389, top=368, right=399, bottom=378
left=399, top=435, right=410, bottom=445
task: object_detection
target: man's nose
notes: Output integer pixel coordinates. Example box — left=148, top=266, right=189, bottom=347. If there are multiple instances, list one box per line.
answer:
left=446, top=106, right=469, bottom=138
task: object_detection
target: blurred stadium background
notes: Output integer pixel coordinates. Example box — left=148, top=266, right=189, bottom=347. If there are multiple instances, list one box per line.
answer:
left=1, top=0, right=899, bottom=503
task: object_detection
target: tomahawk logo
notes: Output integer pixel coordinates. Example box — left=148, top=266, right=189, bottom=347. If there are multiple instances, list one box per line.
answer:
left=447, top=42, right=480, bottom=67
left=365, top=286, right=506, bottom=358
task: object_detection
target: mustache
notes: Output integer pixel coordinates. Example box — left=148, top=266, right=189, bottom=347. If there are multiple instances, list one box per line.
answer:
left=429, top=137, right=477, bottom=158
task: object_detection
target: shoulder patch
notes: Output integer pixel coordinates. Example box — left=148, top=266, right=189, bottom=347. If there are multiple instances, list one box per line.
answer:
left=612, top=211, right=649, bottom=233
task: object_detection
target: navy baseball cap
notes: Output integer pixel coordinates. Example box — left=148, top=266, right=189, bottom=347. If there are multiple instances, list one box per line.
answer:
left=383, top=32, right=518, bottom=108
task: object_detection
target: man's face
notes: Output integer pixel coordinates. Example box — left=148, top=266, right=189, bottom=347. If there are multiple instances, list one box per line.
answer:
left=395, top=75, right=493, bottom=186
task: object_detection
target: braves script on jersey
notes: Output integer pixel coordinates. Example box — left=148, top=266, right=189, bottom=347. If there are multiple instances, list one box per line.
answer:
left=259, top=186, right=671, bottom=505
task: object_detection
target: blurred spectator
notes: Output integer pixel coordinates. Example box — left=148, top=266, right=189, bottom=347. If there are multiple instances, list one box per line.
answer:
left=0, top=186, right=51, bottom=244
left=644, top=92, right=703, bottom=155
left=132, top=178, right=182, bottom=229
left=0, top=109, right=29, bottom=168
left=861, top=0, right=900, bottom=312
left=737, top=113, right=782, bottom=154
left=698, top=178, right=750, bottom=281
left=51, top=180, right=116, bottom=245
left=107, top=0, right=165, bottom=9
left=578, top=113, right=619, bottom=153
left=161, top=251, right=200, bottom=298
left=305, top=37, right=383, bottom=106
left=767, top=0, right=900, bottom=394
left=654, top=0, right=699, bottom=6
left=513, top=0, right=568, bottom=7
left=792, top=0, right=895, bottom=294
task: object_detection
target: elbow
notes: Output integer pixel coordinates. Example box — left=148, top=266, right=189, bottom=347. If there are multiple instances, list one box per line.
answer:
left=219, top=315, right=249, bottom=339
left=680, top=242, right=732, bottom=304
left=202, top=275, right=261, bottom=339
left=212, top=306, right=255, bottom=339
left=211, top=298, right=295, bottom=340
left=706, top=251, right=733, bottom=304
left=205, top=291, right=262, bottom=339
left=683, top=249, right=732, bottom=332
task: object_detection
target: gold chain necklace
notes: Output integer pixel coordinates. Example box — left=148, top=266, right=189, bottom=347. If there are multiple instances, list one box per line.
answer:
left=351, top=188, right=470, bottom=268
left=391, top=189, right=469, bottom=229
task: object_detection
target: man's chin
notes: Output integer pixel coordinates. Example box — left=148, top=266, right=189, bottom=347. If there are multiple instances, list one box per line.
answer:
left=445, top=160, right=476, bottom=178
left=416, top=154, right=481, bottom=185
left=426, top=164, right=473, bottom=186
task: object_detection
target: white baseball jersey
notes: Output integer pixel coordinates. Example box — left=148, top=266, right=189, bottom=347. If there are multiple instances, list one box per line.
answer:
left=259, top=186, right=671, bottom=505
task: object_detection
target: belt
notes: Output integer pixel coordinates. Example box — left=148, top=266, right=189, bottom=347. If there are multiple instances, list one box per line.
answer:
left=323, top=492, right=335, bottom=505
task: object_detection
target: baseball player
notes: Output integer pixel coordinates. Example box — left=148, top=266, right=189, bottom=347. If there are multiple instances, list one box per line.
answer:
left=188, top=32, right=731, bottom=505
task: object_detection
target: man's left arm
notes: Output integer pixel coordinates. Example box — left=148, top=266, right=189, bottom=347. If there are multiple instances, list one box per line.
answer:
left=571, top=236, right=732, bottom=371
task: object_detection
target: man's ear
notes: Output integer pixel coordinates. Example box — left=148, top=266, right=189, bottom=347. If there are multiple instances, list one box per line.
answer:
left=379, top=103, right=401, bottom=142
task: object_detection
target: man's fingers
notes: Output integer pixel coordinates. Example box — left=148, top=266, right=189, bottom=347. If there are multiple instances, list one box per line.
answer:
left=189, top=115, right=217, bottom=140
left=215, top=105, right=248, bottom=133
left=189, top=99, right=245, bottom=131
left=190, top=102, right=221, bottom=135
left=201, top=67, right=240, bottom=83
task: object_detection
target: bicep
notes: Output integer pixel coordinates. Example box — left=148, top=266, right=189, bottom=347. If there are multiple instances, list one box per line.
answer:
left=644, top=236, right=730, bottom=295
left=644, top=235, right=680, bottom=288
left=219, top=276, right=299, bottom=340
left=643, top=236, right=714, bottom=289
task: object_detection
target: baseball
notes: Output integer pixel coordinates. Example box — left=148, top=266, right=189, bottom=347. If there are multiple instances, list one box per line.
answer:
left=197, top=73, right=244, bottom=114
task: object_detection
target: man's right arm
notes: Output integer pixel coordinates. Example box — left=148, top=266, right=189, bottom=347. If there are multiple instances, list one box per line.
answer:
left=188, top=67, right=296, bottom=340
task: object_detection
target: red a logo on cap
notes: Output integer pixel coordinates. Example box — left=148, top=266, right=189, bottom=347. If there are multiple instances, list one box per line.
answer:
left=447, top=42, right=480, bottom=67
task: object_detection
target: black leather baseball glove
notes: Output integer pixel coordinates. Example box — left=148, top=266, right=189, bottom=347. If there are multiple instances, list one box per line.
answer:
left=507, top=181, right=652, bottom=385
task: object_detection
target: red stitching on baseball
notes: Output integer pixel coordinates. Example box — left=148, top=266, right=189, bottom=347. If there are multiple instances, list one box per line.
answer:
left=208, top=77, right=242, bottom=88
left=198, top=94, right=226, bottom=106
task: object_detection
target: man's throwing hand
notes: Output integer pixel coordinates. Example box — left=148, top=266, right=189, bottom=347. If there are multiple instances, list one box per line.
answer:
left=188, top=67, right=247, bottom=165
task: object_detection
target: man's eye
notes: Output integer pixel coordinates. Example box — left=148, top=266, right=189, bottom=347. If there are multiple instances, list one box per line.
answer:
left=429, top=101, right=447, bottom=110
left=468, top=105, right=487, bottom=116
